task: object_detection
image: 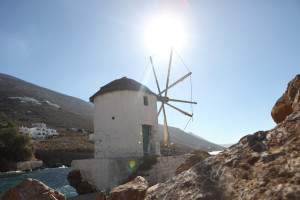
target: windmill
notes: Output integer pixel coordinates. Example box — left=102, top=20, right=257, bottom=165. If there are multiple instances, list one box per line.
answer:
left=150, top=49, right=197, bottom=146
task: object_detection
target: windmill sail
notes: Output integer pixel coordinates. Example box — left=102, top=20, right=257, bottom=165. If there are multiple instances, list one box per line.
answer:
left=150, top=48, right=196, bottom=147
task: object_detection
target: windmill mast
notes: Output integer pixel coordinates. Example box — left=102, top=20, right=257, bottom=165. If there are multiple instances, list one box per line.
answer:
left=162, top=48, right=173, bottom=146
left=150, top=47, right=196, bottom=148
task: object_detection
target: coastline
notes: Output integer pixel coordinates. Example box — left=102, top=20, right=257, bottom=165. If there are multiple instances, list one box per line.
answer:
left=0, top=167, right=77, bottom=198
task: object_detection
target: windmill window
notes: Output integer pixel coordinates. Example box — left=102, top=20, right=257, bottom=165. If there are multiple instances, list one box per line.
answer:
left=143, top=96, right=149, bottom=106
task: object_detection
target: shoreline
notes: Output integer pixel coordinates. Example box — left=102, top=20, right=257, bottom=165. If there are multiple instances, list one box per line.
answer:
left=0, top=167, right=77, bottom=198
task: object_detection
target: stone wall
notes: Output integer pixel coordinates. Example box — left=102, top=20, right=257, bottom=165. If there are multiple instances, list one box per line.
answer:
left=71, top=157, right=142, bottom=191
left=35, top=149, right=93, bottom=167
left=71, top=155, right=189, bottom=191
left=144, top=155, right=189, bottom=185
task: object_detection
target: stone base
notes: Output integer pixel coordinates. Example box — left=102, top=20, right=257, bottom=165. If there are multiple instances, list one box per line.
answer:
left=71, top=157, right=141, bottom=191
left=71, top=155, right=189, bottom=191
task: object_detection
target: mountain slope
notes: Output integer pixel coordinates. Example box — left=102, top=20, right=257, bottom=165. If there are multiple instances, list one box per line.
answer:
left=0, top=73, right=93, bottom=130
left=158, top=125, right=224, bottom=151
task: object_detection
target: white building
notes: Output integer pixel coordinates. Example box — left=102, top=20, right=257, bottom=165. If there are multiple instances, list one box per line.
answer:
left=72, top=77, right=161, bottom=190
left=90, top=77, right=160, bottom=158
left=19, top=123, right=58, bottom=139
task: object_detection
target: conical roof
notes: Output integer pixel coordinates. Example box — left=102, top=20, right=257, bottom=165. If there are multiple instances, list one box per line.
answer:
left=89, top=77, right=155, bottom=102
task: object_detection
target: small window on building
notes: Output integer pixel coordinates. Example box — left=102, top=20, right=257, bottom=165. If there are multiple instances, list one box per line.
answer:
left=143, top=96, right=149, bottom=106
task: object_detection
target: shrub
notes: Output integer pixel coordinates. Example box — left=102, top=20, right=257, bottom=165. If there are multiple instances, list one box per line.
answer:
left=0, top=113, right=33, bottom=162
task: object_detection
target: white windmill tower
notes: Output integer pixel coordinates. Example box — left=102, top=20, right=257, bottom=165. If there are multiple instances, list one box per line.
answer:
left=149, top=49, right=197, bottom=146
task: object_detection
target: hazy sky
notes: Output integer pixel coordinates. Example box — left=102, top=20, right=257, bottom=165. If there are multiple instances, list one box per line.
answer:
left=0, top=0, right=299, bottom=144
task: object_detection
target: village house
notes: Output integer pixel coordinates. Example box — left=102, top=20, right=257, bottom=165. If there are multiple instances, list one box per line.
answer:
left=19, top=123, right=59, bottom=139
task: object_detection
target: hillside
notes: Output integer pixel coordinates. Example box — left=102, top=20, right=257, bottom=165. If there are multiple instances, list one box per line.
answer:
left=158, top=125, right=224, bottom=152
left=0, top=73, right=93, bottom=130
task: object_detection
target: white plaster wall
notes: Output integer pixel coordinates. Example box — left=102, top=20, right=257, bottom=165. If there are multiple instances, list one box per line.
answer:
left=93, top=90, right=160, bottom=158
left=72, top=158, right=133, bottom=191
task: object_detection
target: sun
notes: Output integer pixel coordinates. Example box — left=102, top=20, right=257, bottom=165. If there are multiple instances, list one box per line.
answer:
left=144, top=14, right=186, bottom=55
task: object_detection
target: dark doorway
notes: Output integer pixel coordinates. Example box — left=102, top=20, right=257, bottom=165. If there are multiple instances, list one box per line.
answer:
left=142, top=125, right=151, bottom=155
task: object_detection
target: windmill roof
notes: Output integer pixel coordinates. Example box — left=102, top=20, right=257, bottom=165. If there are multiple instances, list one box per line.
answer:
left=89, top=77, right=155, bottom=102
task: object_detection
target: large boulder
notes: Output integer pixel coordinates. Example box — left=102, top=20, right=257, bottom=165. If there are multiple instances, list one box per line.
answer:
left=67, top=170, right=97, bottom=195
left=1, top=178, right=65, bottom=200
left=109, top=176, right=148, bottom=200
left=272, top=74, right=300, bottom=123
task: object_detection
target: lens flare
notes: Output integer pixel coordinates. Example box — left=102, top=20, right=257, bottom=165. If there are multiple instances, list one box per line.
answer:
left=128, top=160, right=137, bottom=172
left=144, top=14, right=186, bottom=55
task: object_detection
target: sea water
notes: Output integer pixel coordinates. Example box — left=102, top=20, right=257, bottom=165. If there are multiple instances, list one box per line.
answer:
left=0, top=167, right=77, bottom=198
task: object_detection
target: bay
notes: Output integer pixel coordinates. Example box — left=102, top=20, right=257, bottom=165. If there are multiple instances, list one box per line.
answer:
left=0, top=167, right=77, bottom=198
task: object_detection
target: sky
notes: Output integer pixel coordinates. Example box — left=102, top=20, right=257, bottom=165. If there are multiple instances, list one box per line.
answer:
left=0, top=0, right=299, bottom=144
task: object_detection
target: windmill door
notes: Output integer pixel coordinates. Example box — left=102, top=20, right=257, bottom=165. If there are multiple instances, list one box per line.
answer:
left=142, top=125, right=151, bottom=155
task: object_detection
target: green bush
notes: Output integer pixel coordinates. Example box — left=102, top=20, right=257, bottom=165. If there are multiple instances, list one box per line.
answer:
left=0, top=113, right=33, bottom=162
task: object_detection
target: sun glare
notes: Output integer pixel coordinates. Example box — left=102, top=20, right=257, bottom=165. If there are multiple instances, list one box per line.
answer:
left=144, top=14, right=186, bottom=55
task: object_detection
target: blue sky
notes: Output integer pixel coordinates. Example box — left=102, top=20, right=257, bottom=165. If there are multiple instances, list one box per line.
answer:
left=0, top=0, right=299, bottom=144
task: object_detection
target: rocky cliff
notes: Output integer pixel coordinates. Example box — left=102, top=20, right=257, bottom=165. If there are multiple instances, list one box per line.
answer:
left=144, top=75, right=300, bottom=200
left=272, top=74, right=300, bottom=123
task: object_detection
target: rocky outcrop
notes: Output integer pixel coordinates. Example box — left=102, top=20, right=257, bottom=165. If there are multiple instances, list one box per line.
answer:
left=109, top=176, right=148, bottom=200
left=146, top=111, right=300, bottom=199
left=145, top=76, right=300, bottom=200
left=67, top=170, right=97, bottom=195
left=1, top=178, right=65, bottom=200
left=272, top=74, right=300, bottom=123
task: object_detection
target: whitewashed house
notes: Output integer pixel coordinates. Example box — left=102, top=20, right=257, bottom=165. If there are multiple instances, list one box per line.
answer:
left=72, top=77, right=161, bottom=190
left=19, top=123, right=58, bottom=139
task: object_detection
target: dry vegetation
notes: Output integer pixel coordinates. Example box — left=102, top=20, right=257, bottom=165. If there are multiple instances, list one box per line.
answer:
left=33, top=131, right=94, bottom=152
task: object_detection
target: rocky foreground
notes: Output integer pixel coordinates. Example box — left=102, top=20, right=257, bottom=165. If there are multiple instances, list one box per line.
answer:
left=145, top=113, right=300, bottom=199
left=1, top=178, right=65, bottom=200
